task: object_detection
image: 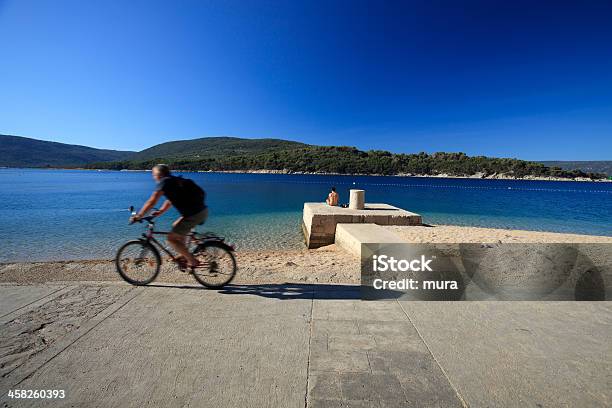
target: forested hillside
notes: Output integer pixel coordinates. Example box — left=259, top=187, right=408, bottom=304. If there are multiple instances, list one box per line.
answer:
left=87, top=144, right=607, bottom=180
left=3, top=134, right=606, bottom=180
left=540, top=161, right=612, bottom=176
left=0, top=134, right=134, bottom=167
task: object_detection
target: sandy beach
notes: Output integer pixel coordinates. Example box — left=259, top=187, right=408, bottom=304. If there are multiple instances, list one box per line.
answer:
left=385, top=224, right=612, bottom=243
left=1, top=224, right=610, bottom=285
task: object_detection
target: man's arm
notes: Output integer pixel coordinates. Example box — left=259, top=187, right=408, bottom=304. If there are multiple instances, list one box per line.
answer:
left=152, top=199, right=172, bottom=216
left=135, top=191, right=164, bottom=219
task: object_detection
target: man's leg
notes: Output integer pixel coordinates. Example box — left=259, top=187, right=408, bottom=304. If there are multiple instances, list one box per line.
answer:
left=168, top=216, right=198, bottom=266
left=169, top=210, right=208, bottom=267
left=167, top=232, right=197, bottom=266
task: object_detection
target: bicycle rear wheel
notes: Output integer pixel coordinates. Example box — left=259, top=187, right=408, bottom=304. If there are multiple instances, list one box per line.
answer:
left=115, top=240, right=161, bottom=285
left=191, top=242, right=237, bottom=288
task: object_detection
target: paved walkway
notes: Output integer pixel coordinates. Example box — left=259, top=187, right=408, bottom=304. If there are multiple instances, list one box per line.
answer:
left=0, top=283, right=610, bottom=407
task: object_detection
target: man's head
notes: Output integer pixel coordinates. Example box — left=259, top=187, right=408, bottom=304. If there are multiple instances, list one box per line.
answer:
left=331, top=186, right=336, bottom=192
left=152, top=164, right=171, bottom=182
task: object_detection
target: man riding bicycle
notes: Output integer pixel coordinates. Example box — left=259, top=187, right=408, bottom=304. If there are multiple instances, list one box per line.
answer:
left=131, top=164, right=207, bottom=268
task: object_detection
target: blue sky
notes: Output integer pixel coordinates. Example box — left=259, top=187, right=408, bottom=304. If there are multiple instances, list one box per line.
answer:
left=1, top=0, right=611, bottom=160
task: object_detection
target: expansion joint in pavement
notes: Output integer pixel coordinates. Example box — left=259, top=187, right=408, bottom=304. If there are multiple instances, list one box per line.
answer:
left=396, top=300, right=470, bottom=408
left=0, top=285, right=73, bottom=322
left=304, top=286, right=315, bottom=408
left=1, top=286, right=145, bottom=393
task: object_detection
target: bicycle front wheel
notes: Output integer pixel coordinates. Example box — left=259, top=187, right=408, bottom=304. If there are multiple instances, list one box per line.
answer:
left=115, top=240, right=161, bottom=285
left=191, top=242, right=237, bottom=288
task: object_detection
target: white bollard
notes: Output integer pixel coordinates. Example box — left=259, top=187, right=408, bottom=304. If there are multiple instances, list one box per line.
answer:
left=349, top=189, right=365, bottom=210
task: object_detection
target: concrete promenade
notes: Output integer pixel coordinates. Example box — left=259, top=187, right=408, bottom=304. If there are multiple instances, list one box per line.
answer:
left=0, top=282, right=610, bottom=407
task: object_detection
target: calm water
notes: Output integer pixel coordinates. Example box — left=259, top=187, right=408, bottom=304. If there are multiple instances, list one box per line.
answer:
left=1, top=168, right=611, bottom=262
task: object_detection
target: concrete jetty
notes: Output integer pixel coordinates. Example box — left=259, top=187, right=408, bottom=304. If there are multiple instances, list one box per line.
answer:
left=334, top=223, right=406, bottom=257
left=302, top=202, right=422, bottom=249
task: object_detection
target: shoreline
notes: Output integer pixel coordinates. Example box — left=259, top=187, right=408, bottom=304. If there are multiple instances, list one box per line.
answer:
left=2, top=224, right=611, bottom=285
left=3, top=167, right=610, bottom=182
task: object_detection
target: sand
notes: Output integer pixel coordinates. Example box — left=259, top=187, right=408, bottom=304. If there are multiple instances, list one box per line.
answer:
left=0, top=245, right=360, bottom=285
left=385, top=225, right=612, bottom=244
left=1, top=225, right=610, bottom=285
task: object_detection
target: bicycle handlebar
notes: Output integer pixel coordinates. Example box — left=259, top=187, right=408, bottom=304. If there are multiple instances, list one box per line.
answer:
left=129, top=215, right=156, bottom=225
left=128, top=205, right=158, bottom=225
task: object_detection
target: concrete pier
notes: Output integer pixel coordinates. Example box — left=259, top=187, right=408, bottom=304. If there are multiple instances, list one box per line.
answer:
left=302, top=202, right=422, bottom=249
left=334, top=223, right=405, bottom=257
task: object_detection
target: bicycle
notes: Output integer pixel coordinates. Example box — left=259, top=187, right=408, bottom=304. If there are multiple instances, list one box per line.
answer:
left=115, top=206, right=237, bottom=288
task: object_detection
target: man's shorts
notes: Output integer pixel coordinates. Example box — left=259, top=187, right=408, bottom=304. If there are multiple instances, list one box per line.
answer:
left=172, top=208, right=208, bottom=236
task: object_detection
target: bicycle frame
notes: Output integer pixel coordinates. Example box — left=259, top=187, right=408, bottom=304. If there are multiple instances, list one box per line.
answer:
left=128, top=206, right=234, bottom=264
left=137, top=220, right=227, bottom=260
left=139, top=222, right=199, bottom=262
left=142, top=233, right=175, bottom=259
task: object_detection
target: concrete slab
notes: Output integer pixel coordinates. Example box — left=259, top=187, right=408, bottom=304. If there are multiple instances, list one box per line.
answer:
left=2, top=285, right=313, bottom=408
left=335, top=224, right=405, bottom=257
left=309, top=298, right=463, bottom=407
left=0, top=284, right=66, bottom=319
left=302, top=203, right=421, bottom=249
left=1, top=283, right=610, bottom=408
left=399, top=301, right=612, bottom=408
left=0, top=285, right=137, bottom=381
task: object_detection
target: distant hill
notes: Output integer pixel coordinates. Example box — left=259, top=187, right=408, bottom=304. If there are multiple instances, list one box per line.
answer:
left=3, top=134, right=607, bottom=180
left=0, top=134, right=135, bottom=167
left=88, top=137, right=608, bottom=180
left=540, top=161, right=612, bottom=176
left=130, top=136, right=307, bottom=161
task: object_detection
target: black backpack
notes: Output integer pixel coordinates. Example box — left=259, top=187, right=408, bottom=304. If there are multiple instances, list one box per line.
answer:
left=178, top=177, right=206, bottom=204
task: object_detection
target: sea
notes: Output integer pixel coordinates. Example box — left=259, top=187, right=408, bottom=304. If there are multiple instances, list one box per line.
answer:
left=0, top=168, right=610, bottom=262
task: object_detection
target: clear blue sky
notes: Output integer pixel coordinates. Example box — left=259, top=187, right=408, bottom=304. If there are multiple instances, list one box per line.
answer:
left=1, top=0, right=611, bottom=160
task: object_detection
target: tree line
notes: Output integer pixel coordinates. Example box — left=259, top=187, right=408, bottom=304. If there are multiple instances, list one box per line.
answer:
left=83, top=146, right=607, bottom=180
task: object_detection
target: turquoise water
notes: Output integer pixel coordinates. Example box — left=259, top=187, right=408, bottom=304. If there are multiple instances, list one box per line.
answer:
left=1, top=169, right=611, bottom=262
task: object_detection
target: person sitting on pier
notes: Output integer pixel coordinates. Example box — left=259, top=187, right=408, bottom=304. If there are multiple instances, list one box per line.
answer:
left=325, top=186, right=339, bottom=206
